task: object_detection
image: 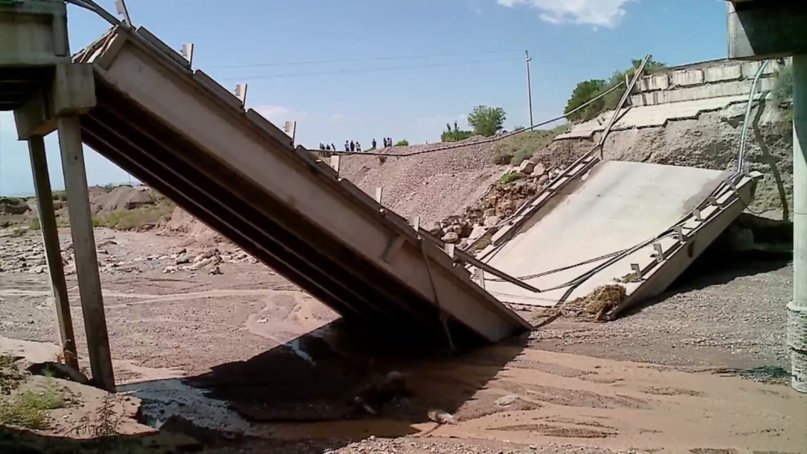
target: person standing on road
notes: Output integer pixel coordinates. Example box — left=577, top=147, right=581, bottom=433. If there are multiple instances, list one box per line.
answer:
left=345, top=140, right=350, bottom=152
left=350, top=140, right=355, bottom=152
left=372, top=138, right=377, bottom=150
left=356, top=141, right=362, bottom=152
left=331, top=143, right=336, bottom=152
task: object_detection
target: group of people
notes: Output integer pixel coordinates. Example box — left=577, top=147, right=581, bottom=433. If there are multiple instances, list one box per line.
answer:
left=316, top=137, right=396, bottom=153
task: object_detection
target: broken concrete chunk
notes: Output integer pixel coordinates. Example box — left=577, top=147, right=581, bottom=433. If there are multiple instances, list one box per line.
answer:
left=442, top=232, right=459, bottom=244
left=532, top=163, right=546, bottom=177
left=427, top=409, right=456, bottom=425
left=484, top=216, right=501, bottom=228
left=425, top=221, right=442, bottom=236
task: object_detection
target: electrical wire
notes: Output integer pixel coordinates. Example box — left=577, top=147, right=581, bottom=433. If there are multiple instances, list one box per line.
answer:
left=211, top=49, right=524, bottom=69
left=223, top=56, right=520, bottom=81
left=325, top=81, right=625, bottom=158
left=737, top=60, right=770, bottom=173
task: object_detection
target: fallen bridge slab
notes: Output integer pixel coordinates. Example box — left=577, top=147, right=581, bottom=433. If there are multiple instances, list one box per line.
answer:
left=479, top=160, right=760, bottom=317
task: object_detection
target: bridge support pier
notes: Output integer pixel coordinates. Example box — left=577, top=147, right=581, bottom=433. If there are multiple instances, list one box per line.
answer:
left=56, top=114, right=115, bottom=392
left=789, top=55, right=807, bottom=393
left=27, top=135, right=79, bottom=371
left=728, top=0, right=807, bottom=393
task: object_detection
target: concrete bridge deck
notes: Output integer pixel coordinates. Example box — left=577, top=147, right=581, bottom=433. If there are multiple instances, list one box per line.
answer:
left=69, top=25, right=531, bottom=346
left=477, top=160, right=759, bottom=317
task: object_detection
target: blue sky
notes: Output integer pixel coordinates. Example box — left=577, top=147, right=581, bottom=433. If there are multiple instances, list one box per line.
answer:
left=0, top=0, right=730, bottom=195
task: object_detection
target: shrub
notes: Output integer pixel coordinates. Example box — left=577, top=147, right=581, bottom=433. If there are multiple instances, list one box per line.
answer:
left=394, top=139, right=409, bottom=147
left=441, top=121, right=473, bottom=143
left=92, top=201, right=175, bottom=231
left=0, top=363, right=65, bottom=431
left=492, top=124, right=570, bottom=166
left=499, top=172, right=520, bottom=185
left=510, top=149, right=532, bottom=166
left=773, top=64, right=793, bottom=106
left=493, top=151, right=513, bottom=165
left=29, top=217, right=41, bottom=231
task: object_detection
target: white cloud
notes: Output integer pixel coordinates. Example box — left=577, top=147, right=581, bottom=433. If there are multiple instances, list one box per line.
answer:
left=497, top=0, right=636, bottom=28
left=253, top=105, right=309, bottom=125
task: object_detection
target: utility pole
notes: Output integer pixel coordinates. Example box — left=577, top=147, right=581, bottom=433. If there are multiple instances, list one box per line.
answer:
left=524, top=50, right=534, bottom=129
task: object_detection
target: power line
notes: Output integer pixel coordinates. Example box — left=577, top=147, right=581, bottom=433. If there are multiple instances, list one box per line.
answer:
left=209, top=49, right=523, bottom=69
left=220, top=56, right=519, bottom=80
left=325, top=81, right=625, bottom=158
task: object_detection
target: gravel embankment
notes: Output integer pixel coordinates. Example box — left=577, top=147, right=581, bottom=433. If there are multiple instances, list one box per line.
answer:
left=339, top=139, right=506, bottom=224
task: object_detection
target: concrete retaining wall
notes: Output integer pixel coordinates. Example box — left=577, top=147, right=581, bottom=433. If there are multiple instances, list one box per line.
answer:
left=631, top=59, right=785, bottom=107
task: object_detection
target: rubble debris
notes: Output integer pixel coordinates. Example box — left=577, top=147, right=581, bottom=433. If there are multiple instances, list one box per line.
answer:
left=351, top=370, right=410, bottom=416
left=564, top=285, right=627, bottom=321
left=420, top=160, right=557, bottom=252
left=615, top=272, right=642, bottom=283
left=531, top=284, right=628, bottom=326
left=427, top=408, right=456, bottom=425
left=442, top=232, right=459, bottom=244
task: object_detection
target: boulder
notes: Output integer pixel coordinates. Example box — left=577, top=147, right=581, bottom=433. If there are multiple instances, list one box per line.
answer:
left=483, top=208, right=496, bottom=218
left=425, top=221, right=442, bottom=236
left=497, top=198, right=515, bottom=212
left=518, top=160, right=535, bottom=175
left=495, top=395, right=519, bottom=407
left=484, top=216, right=501, bottom=228
left=468, top=225, right=488, bottom=241
left=531, top=163, right=546, bottom=177
left=442, top=232, right=459, bottom=244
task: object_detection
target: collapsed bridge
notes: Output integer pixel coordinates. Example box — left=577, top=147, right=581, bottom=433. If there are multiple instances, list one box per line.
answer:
left=0, top=0, right=764, bottom=392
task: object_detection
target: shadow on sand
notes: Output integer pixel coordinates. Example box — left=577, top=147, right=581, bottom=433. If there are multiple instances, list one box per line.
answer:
left=2, top=323, right=527, bottom=452
left=189, top=319, right=526, bottom=426
left=115, top=320, right=528, bottom=451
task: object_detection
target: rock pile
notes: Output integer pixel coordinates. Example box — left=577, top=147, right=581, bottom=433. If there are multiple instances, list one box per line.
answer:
left=161, top=246, right=257, bottom=275
left=430, top=157, right=562, bottom=250
left=0, top=234, right=47, bottom=273
left=0, top=228, right=259, bottom=277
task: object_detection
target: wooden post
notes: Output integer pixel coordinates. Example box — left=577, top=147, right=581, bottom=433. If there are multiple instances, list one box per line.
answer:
left=27, top=136, right=79, bottom=370
left=57, top=115, right=115, bottom=391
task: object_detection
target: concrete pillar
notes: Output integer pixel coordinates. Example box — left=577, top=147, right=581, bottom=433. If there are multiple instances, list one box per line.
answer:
left=27, top=135, right=79, bottom=371
left=789, top=55, right=807, bottom=393
left=57, top=115, right=115, bottom=391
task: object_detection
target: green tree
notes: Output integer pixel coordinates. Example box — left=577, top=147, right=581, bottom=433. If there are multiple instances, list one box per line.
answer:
left=564, top=58, right=666, bottom=123
left=467, top=105, right=506, bottom=137
left=564, top=79, right=606, bottom=122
